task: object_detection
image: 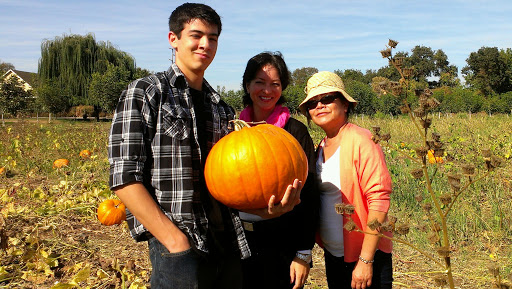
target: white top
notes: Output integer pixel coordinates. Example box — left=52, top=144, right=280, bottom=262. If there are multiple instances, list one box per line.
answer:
left=239, top=211, right=263, bottom=222
left=317, top=146, right=345, bottom=257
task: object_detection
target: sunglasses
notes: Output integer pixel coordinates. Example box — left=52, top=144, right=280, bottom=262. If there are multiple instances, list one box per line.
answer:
left=305, top=94, right=339, bottom=110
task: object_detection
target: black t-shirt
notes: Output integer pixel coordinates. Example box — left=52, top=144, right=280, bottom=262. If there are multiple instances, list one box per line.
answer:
left=190, top=87, right=208, bottom=161
left=190, top=87, right=238, bottom=257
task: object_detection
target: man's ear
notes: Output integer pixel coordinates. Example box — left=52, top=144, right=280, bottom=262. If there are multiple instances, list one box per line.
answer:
left=168, top=31, right=178, bottom=49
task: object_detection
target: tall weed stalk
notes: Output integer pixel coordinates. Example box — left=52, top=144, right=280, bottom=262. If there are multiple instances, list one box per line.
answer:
left=336, top=40, right=505, bottom=288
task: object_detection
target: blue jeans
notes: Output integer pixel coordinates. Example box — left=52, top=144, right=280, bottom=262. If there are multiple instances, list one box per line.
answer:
left=149, top=237, right=200, bottom=289
left=324, top=249, right=393, bottom=289
left=148, top=237, right=242, bottom=289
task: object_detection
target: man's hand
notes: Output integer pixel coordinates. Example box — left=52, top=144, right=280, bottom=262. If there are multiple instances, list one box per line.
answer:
left=162, top=229, right=190, bottom=253
left=114, top=182, right=191, bottom=254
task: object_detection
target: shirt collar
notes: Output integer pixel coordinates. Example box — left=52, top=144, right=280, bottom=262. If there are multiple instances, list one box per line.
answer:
left=166, top=63, right=221, bottom=104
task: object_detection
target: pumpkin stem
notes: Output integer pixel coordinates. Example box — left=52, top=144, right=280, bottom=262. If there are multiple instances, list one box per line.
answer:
left=230, top=119, right=267, bottom=131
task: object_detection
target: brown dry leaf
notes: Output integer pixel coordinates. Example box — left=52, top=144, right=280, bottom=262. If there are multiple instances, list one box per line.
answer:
left=71, top=264, right=91, bottom=284
left=21, top=269, right=49, bottom=284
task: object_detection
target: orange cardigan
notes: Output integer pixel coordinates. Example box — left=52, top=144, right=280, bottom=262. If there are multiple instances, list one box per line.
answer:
left=317, top=123, right=393, bottom=262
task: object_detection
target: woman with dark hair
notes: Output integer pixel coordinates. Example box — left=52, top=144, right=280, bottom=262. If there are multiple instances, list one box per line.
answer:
left=238, top=51, right=319, bottom=289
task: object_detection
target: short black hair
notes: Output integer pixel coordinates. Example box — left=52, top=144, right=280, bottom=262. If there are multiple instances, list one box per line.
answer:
left=169, top=3, right=222, bottom=38
left=242, top=51, right=291, bottom=107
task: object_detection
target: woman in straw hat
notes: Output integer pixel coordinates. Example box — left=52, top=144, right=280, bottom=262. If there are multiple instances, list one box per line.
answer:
left=238, top=51, right=319, bottom=289
left=299, top=71, right=393, bottom=289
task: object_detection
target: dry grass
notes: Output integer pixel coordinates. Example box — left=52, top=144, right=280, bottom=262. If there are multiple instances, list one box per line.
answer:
left=0, top=114, right=511, bottom=288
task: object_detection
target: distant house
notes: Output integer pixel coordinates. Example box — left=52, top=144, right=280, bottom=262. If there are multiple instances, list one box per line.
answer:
left=1, top=69, right=37, bottom=92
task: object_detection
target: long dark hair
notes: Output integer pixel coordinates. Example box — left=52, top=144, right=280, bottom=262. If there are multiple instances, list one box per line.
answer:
left=242, top=51, right=291, bottom=107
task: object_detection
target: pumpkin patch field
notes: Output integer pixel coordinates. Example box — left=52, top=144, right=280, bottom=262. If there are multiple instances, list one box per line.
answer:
left=0, top=114, right=511, bottom=288
left=0, top=120, right=149, bottom=289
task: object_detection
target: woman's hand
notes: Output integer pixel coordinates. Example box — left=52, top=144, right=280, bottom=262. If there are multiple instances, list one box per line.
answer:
left=290, top=257, right=310, bottom=289
left=351, top=209, right=387, bottom=288
left=351, top=261, right=373, bottom=289
left=267, top=178, right=302, bottom=217
left=241, top=179, right=303, bottom=219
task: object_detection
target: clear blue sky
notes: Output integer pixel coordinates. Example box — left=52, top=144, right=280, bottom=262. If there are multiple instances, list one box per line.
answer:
left=1, top=0, right=512, bottom=90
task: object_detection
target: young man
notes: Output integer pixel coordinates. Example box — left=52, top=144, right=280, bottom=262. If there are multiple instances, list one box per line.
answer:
left=108, top=3, right=250, bottom=288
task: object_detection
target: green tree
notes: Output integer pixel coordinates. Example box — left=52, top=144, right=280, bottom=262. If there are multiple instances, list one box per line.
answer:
left=373, top=92, right=401, bottom=115
left=499, top=91, right=512, bottom=113
left=36, top=79, right=70, bottom=114
left=133, top=67, right=152, bottom=80
left=38, top=33, right=136, bottom=106
left=462, top=46, right=511, bottom=96
left=0, top=76, right=32, bottom=116
left=433, top=50, right=459, bottom=87
left=363, top=69, right=380, bottom=85
left=376, top=64, right=401, bottom=81
left=377, top=51, right=409, bottom=81
left=335, top=69, right=367, bottom=84
left=218, top=86, right=244, bottom=112
left=88, top=63, right=131, bottom=114
left=0, top=60, right=15, bottom=75
left=433, top=50, right=457, bottom=77
left=484, top=91, right=512, bottom=114
left=434, top=86, right=482, bottom=113
left=283, top=67, right=319, bottom=114
left=408, top=45, right=436, bottom=82
left=500, top=48, right=512, bottom=93
left=379, top=47, right=457, bottom=88
left=291, top=67, right=318, bottom=87
left=407, top=46, right=457, bottom=87
left=344, top=80, right=376, bottom=115
left=282, top=84, right=304, bottom=114
left=438, top=72, right=460, bottom=88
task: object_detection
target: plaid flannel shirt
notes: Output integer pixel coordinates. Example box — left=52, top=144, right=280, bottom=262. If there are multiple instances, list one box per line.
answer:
left=108, top=64, right=250, bottom=258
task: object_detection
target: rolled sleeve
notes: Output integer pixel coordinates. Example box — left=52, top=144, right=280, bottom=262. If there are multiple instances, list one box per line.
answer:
left=109, top=159, right=145, bottom=189
left=108, top=82, right=151, bottom=190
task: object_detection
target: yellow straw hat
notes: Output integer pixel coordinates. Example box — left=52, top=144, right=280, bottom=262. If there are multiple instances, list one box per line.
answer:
left=299, top=71, right=357, bottom=116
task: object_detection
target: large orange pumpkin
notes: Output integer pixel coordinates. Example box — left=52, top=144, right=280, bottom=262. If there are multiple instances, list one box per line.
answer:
left=97, top=199, right=126, bottom=226
left=53, top=158, right=70, bottom=168
left=204, top=120, right=308, bottom=210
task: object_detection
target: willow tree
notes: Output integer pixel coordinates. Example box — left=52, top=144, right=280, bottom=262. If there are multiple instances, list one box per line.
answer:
left=38, top=33, right=136, bottom=106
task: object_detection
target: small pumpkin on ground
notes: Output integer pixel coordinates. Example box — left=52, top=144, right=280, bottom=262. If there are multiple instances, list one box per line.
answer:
left=97, top=199, right=126, bottom=226
left=79, top=149, right=92, bottom=159
left=204, top=120, right=308, bottom=210
left=53, top=159, right=70, bottom=168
